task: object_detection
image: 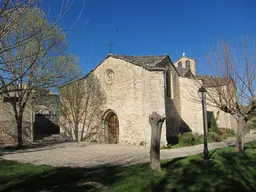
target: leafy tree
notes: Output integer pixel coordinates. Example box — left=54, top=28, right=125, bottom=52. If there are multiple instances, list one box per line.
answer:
left=0, top=7, right=81, bottom=146
left=0, top=0, right=35, bottom=41
left=0, top=0, right=85, bottom=91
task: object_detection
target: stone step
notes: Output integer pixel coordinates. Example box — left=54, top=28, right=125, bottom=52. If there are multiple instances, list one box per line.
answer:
left=43, top=134, right=61, bottom=142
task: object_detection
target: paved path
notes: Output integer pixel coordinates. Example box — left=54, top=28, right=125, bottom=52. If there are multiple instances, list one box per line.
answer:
left=1, top=134, right=256, bottom=168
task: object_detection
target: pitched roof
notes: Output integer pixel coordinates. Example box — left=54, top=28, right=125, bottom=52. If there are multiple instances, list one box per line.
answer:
left=194, top=76, right=232, bottom=87
left=109, top=54, right=170, bottom=70
left=60, top=54, right=173, bottom=88
left=174, top=56, right=196, bottom=64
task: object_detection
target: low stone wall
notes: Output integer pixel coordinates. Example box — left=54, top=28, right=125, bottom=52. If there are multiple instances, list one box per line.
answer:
left=0, top=96, right=33, bottom=146
left=0, top=121, right=32, bottom=146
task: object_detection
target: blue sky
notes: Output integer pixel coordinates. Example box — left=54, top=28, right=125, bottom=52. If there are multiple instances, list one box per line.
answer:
left=43, top=0, right=256, bottom=76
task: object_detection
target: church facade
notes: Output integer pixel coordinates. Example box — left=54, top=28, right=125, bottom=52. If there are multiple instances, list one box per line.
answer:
left=60, top=54, right=237, bottom=146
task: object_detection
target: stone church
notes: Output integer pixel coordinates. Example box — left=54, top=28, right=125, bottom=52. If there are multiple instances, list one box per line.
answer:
left=60, top=53, right=237, bottom=146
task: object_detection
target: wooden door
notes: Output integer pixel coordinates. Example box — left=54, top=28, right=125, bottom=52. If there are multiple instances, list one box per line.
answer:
left=108, top=114, right=119, bottom=144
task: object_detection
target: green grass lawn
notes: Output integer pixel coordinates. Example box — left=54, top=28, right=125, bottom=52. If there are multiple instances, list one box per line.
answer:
left=0, top=141, right=256, bottom=192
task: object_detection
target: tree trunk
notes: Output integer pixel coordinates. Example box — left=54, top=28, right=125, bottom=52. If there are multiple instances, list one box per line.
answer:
left=149, top=112, right=166, bottom=170
left=236, top=115, right=246, bottom=152
left=74, top=123, right=79, bottom=142
left=16, top=115, right=23, bottom=147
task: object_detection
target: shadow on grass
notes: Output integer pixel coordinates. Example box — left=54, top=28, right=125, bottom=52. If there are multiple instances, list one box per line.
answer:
left=0, top=160, right=155, bottom=192
left=145, top=148, right=256, bottom=192
left=244, top=140, right=256, bottom=151
left=1, top=145, right=256, bottom=192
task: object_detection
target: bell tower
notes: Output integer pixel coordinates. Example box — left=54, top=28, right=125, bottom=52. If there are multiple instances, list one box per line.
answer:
left=174, top=53, right=196, bottom=76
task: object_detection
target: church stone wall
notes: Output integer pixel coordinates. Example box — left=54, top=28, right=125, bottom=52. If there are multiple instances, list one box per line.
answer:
left=0, top=97, right=32, bottom=146
left=204, top=86, right=237, bottom=130
left=59, top=55, right=238, bottom=146
left=91, top=57, right=167, bottom=146
left=164, top=63, right=183, bottom=144
left=170, top=64, right=181, bottom=115
left=179, top=77, right=204, bottom=133
left=146, top=70, right=167, bottom=146
left=206, top=105, right=235, bottom=130
left=179, top=77, right=236, bottom=134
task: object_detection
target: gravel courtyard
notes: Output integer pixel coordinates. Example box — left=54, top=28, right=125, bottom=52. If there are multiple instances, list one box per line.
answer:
left=1, top=134, right=256, bottom=168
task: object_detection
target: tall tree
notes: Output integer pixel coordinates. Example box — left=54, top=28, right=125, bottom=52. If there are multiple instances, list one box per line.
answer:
left=0, top=0, right=85, bottom=91
left=0, top=0, right=35, bottom=40
left=202, top=35, right=256, bottom=152
left=0, top=7, right=81, bottom=146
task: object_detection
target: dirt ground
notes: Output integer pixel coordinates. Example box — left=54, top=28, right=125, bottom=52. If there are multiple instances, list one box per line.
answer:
left=1, top=134, right=256, bottom=168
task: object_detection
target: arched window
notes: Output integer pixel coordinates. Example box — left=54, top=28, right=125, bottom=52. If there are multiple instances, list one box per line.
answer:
left=178, top=62, right=182, bottom=68
left=185, top=60, right=190, bottom=69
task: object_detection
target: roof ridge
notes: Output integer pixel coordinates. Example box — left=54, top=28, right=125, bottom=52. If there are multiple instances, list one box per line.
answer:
left=174, top=56, right=196, bottom=63
left=108, top=54, right=169, bottom=70
left=109, top=54, right=168, bottom=57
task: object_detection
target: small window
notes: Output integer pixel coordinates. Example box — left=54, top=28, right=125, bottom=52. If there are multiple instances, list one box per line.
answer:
left=178, top=62, right=182, bottom=68
left=207, top=111, right=214, bottom=131
left=166, top=70, right=171, bottom=97
left=185, top=60, right=190, bottom=69
left=165, top=70, right=174, bottom=99
left=170, top=73, right=174, bottom=99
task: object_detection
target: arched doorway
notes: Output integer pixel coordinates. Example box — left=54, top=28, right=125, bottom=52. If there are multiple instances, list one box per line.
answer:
left=104, top=111, right=119, bottom=144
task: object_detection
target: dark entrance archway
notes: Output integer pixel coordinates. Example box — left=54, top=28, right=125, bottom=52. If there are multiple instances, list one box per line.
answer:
left=104, top=111, right=119, bottom=144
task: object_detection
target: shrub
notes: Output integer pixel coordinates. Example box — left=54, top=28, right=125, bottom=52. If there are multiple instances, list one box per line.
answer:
left=178, top=131, right=225, bottom=147
left=209, top=115, right=218, bottom=133
left=247, top=117, right=256, bottom=130
left=217, top=128, right=229, bottom=135
left=163, top=130, right=226, bottom=150
left=178, top=132, right=200, bottom=146
left=218, top=128, right=235, bottom=139
left=198, top=134, right=204, bottom=144
left=207, top=132, right=222, bottom=142
left=227, top=129, right=236, bottom=137
left=139, top=141, right=146, bottom=146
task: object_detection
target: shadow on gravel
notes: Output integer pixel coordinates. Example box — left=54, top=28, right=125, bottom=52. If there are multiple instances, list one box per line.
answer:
left=0, top=141, right=79, bottom=155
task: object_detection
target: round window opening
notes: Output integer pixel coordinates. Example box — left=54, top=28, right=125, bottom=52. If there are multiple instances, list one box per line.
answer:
left=105, top=69, right=115, bottom=84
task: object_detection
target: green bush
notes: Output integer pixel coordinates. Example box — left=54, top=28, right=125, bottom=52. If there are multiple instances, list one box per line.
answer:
left=207, top=132, right=222, bottom=142
left=194, top=133, right=205, bottom=145
left=247, top=117, right=256, bottom=130
left=163, top=130, right=227, bottom=149
left=198, top=134, right=204, bottom=143
left=178, top=131, right=225, bottom=147
left=221, top=134, right=228, bottom=141
left=139, top=141, right=146, bottom=146
left=208, top=112, right=235, bottom=138
left=209, top=115, right=218, bottom=133
left=178, top=132, right=203, bottom=146
left=227, top=129, right=236, bottom=137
